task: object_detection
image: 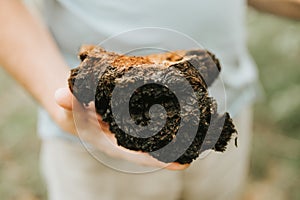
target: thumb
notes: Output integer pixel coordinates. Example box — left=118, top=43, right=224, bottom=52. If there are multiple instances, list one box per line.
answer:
left=55, top=87, right=73, bottom=111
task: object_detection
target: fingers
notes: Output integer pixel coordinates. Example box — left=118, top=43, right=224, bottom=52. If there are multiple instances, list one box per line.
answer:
left=55, top=87, right=73, bottom=110
left=91, top=132, right=189, bottom=170
left=165, top=163, right=190, bottom=170
left=111, top=144, right=190, bottom=170
left=54, top=88, right=190, bottom=170
left=132, top=152, right=190, bottom=170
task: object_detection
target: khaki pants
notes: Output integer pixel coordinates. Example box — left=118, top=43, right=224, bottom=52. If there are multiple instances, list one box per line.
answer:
left=40, top=107, right=252, bottom=200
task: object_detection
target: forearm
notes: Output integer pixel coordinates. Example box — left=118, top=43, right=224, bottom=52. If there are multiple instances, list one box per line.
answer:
left=0, top=0, right=69, bottom=120
left=248, top=0, right=300, bottom=19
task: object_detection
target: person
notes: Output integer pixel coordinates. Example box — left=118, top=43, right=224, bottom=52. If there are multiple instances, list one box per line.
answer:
left=0, top=0, right=299, bottom=199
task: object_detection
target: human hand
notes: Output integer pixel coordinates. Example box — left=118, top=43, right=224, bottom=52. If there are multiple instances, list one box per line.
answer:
left=54, top=87, right=190, bottom=170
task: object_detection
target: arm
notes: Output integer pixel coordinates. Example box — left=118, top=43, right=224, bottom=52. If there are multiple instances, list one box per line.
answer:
left=0, top=0, right=74, bottom=133
left=248, top=0, right=300, bottom=19
left=0, top=0, right=187, bottom=170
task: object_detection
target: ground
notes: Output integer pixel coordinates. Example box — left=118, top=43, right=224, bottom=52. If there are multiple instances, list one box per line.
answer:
left=0, top=9, right=299, bottom=200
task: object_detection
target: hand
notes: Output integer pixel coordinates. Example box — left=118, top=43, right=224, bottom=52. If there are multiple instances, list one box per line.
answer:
left=54, top=87, right=190, bottom=170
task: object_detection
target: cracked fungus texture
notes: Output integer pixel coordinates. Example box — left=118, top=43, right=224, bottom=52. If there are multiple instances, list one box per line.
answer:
left=69, top=46, right=237, bottom=164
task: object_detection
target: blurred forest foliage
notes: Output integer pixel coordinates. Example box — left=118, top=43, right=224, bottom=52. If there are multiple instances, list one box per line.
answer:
left=245, top=8, right=300, bottom=200
left=0, top=8, right=299, bottom=200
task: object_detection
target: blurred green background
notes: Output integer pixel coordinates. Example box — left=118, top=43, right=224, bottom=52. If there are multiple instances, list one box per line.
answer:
left=0, top=8, right=299, bottom=200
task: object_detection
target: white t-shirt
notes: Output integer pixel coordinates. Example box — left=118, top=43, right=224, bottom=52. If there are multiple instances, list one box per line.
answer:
left=28, top=0, right=261, bottom=139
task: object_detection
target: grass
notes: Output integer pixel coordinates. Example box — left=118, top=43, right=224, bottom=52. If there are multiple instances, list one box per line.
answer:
left=0, top=8, right=299, bottom=200
left=0, top=70, right=46, bottom=199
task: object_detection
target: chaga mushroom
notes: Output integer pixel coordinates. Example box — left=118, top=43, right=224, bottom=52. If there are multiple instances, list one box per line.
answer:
left=68, top=45, right=237, bottom=164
